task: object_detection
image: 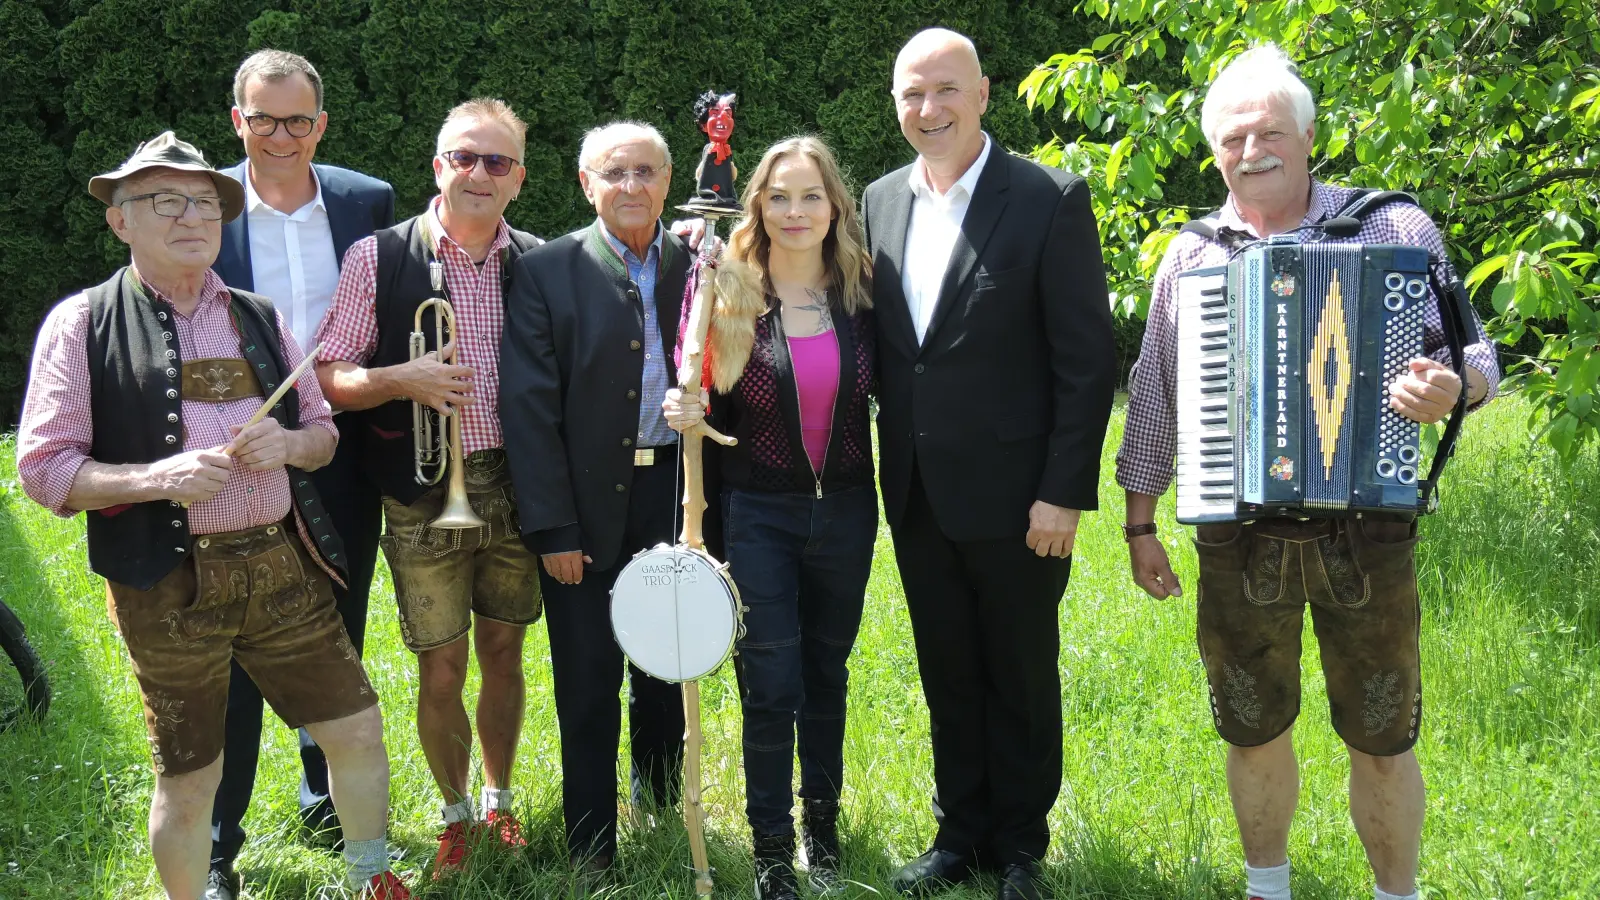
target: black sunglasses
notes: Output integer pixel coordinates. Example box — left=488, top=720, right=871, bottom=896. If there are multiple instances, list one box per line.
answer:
left=439, top=149, right=519, bottom=177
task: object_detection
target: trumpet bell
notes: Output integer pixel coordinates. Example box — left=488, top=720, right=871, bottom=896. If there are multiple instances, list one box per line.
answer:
left=430, top=491, right=488, bottom=529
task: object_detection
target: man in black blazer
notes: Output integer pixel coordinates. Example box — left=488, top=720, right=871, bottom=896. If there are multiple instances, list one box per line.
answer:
left=861, top=29, right=1116, bottom=900
left=500, top=121, right=690, bottom=875
left=206, top=49, right=394, bottom=899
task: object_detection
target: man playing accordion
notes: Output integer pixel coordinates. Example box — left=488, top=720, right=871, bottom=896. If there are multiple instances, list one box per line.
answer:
left=1117, top=46, right=1499, bottom=900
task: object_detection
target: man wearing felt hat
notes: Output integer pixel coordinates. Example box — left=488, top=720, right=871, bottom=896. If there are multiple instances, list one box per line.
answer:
left=16, top=131, right=407, bottom=900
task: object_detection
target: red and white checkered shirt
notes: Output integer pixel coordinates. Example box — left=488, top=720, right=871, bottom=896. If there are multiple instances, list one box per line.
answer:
left=1115, top=180, right=1501, bottom=498
left=315, top=197, right=510, bottom=453
left=17, top=269, right=338, bottom=534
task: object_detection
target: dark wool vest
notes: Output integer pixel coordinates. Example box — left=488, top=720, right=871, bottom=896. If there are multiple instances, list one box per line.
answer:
left=84, top=268, right=347, bottom=590
left=362, top=215, right=541, bottom=505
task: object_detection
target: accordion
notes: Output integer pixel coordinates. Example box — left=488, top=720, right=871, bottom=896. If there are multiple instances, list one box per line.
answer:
left=1175, top=239, right=1457, bottom=524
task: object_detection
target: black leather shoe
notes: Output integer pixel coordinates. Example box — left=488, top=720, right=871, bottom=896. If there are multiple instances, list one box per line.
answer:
left=752, top=829, right=800, bottom=900
left=299, top=798, right=342, bottom=850
left=202, top=866, right=238, bottom=900
left=891, top=848, right=975, bottom=896
left=800, top=798, right=843, bottom=893
left=569, top=851, right=615, bottom=896
left=997, top=861, right=1045, bottom=900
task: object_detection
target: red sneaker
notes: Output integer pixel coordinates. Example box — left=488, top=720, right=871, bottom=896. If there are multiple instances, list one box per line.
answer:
left=362, top=870, right=411, bottom=899
left=485, top=808, right=528, bottom=848
left=431, top=821, right=473, bottom=879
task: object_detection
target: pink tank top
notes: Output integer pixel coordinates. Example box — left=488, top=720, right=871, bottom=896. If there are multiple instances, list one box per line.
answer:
left=787, top=331, right=840, bottom=473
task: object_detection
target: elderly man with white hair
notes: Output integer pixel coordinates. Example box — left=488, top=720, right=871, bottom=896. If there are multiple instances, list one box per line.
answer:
left=316, top=97, right=544, bottom=879
left=1117, top=46, right=1499, bottom=900
left=500, top=120, right=694, bottom=879
left=17, top=131, right=406, bottom=899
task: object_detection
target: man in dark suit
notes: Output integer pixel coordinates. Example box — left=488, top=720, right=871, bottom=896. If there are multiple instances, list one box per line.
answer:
left=206, top=48, right=394, bottom=900
left=860, top=29, right=1117, bottom=900
left=500, top=121, right=690, bottom=877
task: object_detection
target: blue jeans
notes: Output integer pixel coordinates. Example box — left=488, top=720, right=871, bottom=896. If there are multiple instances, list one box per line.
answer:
left=723, top=485, right=878, bottom=834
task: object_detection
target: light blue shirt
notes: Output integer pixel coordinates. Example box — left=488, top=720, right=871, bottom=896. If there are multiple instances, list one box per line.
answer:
left=598, top=220, right=677, bottom=448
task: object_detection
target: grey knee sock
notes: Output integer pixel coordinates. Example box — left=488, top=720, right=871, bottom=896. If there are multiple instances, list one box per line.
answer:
left=344, top=837, right=389, bottom=890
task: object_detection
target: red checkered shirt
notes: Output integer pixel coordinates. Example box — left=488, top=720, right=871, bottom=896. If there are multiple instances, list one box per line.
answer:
left=17, top=269, right=339, bottom=535
left=1115, top=180, right=1501, bottom=498
left=315, top=197, right=510, bottom=453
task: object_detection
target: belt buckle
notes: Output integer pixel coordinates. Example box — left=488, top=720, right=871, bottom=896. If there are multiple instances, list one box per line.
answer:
left=634, top=448, right=655, bottom=466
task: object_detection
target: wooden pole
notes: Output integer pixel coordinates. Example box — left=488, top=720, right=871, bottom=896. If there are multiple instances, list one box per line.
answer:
left=674, top=224, right=736, bottom=897
left=676, top=257, right=737, bottom=548
left=682, top=681, right=714, bottom=897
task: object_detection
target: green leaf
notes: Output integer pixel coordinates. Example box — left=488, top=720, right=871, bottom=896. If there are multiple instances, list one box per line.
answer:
left=1092, top=33, right=1120, bottom=52
left=1102, top=69, right=1120, bottom=92
left=1555, top=349, right=1586, bottom=393
left=1492, top=279, right=1516, bottom=315
left=1129, top=152, right=1157, bottom=191
left=1105, top=138, right=1129, bottom=190
left=1584, top=350, right=1600, bottom=389
left=1569, top=392, right=1594, bottom=419
left=1465, top=254, right=1510, bottom=292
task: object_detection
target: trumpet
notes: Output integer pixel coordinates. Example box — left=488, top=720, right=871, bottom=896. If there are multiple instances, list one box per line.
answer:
left=411, top=297, right=488, bottom=529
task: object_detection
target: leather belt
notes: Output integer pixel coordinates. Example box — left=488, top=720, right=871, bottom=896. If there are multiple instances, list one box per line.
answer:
left=633, top=446, right=676, bottom=466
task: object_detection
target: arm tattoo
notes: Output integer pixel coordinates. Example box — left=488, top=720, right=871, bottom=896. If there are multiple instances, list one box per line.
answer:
left=794, top=288, right=834, bottom=335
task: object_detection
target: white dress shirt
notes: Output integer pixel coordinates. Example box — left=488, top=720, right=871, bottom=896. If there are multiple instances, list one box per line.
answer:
left=901, top=133, right=993, bottom=344
left=244, top=167, right=340, bottom=353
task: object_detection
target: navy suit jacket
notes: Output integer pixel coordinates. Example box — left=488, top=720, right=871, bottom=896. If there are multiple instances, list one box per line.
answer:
left=214, top=161, right=397, bottom=293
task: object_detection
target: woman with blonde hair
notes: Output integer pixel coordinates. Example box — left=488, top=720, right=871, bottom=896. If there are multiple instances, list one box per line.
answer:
left=665, top=135, right=875, bottom=900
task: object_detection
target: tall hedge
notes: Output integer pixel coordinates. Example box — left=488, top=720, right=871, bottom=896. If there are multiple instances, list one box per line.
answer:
left=1, top=0, right=1189, bottom=422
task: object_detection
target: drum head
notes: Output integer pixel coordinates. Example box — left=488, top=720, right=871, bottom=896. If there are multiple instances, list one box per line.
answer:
left=611, top=546, right=738, bottom=682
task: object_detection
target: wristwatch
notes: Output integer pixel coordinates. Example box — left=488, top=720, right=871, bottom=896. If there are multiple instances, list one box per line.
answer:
left=1122, top=523, right=1158, bottom=542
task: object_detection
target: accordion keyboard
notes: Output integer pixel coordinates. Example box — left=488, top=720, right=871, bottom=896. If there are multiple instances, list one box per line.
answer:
left=1175, top=267, right=1235, bottom=524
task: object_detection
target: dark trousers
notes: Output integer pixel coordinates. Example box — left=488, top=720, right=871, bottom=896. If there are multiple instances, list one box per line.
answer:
left=889, top=467, right=1073, bottom=867
left=210, top=422, right=382, bottom=868
left=724, top=486, right=876, bottom=835
left=539, top=446, right=686, bottom=858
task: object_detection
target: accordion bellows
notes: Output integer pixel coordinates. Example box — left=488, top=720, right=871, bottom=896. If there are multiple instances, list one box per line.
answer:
left=1176, top=241, right=1433, bottom=524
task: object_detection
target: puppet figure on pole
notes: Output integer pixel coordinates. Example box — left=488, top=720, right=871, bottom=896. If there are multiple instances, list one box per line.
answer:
left=607, top=88, right=745, bottom=899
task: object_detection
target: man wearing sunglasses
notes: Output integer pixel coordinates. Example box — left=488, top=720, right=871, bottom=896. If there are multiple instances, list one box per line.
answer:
left=315, top=98, right=544, bottom=880
left=203, top=49, right=397, bottom=900
left=501, top=121, right=696, bottom=882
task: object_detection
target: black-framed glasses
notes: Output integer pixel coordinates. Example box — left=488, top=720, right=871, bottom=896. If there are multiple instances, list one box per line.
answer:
left=439, top=149, right=520, bottom=177
left=585, top=164, right=666, bottom=185
left=120, top=192, right=226, bottom=221
left=243, top=113, right=317, bottom=138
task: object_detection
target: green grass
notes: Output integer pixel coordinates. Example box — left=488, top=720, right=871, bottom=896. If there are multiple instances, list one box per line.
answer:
left=1, top=395, right=1596, bottom=899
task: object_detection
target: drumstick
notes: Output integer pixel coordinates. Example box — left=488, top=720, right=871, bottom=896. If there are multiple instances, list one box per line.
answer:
left=180, top=343, right=324, bottom=508
left=222, top=343, right=325, bottom=456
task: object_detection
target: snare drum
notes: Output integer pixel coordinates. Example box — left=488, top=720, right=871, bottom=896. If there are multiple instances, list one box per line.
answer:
left=611, top=543, right=744, bottom=683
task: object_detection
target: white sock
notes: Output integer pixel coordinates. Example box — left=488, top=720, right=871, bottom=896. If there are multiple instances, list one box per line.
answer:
left=481, top=786, right=514, bottom=814
left=1375, top=889, right=1417, bottom=900
left=1244, top=861, right=1292, bottom=900
left=343, top=837, right=389, bottom=889
left=441, top=797, right=475, bottom=824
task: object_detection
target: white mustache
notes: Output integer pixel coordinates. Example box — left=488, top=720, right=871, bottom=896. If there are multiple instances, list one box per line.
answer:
left=1236, top=155, right=1284, bottom=175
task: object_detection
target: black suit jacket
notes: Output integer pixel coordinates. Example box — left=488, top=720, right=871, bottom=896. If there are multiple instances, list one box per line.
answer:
left=214, top=162, right=396, bottom=291
left=500, top=221, right=690, bottom=570
left=862, top=142, right=1116, bottom=542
